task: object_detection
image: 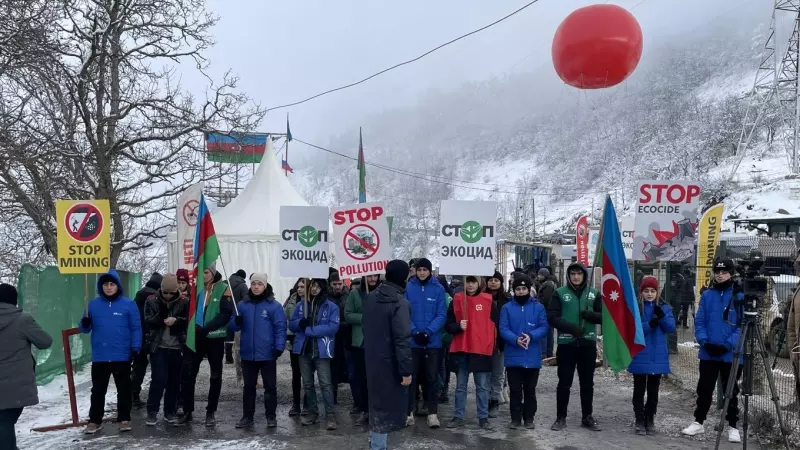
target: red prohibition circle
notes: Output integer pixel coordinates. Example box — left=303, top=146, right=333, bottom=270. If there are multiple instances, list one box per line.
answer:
left=342, top=224, right=381, bottom=261
left=64, top=203, right=104, bottom=242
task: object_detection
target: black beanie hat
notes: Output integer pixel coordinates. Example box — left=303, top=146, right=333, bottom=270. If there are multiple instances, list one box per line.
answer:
left=329, top=271, right=341, bottom=282
left=488, top=270, right=504, bottom=284
left=0, top=284, right=18, bottom=306
left=235, top=269, right=246, bottom=279
left=415, top=258, right=433, bottom=272
left=386, top=260, right=410, bottom=286
left=512, top=274, right=533, bottom=291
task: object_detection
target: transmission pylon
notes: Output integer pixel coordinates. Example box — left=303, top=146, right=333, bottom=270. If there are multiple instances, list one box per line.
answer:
left=731, top=0, right=800, bottom=180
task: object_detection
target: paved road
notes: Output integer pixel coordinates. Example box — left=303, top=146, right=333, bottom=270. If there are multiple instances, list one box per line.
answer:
left=19, top=356, right=785, bottom=449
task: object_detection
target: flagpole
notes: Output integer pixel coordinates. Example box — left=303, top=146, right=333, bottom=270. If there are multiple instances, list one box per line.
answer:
left=588, top=195, right=611, bottom=372
left=215, top=254, right=240, bottom=316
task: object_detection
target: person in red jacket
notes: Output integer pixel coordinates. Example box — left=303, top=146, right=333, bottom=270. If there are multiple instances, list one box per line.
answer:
left=444, top=275, right=499, bottom=430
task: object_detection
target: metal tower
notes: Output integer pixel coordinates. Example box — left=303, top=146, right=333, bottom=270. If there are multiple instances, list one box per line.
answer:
left=732, top=0, right=800, bottom=179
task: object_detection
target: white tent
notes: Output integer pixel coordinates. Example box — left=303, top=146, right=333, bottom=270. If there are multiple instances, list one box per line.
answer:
left=167, top=139, right=309, bottom=302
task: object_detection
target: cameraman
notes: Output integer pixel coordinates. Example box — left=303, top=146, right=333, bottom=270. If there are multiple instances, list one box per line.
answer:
left=786, top=249, right=800, bottom=408
left=681, top=258, right=743, bottom=444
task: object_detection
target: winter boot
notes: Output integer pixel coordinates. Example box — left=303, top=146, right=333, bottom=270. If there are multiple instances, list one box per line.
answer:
left=174, top=413, right=193, bottom=427
left=266, top=417, right=278, bottom=428
left=326, top=415, right=337, bottom=431
left=645, top=414, right=656, bottom=435
left=289, top=404, right=301, bottom=416
left=524, top=417, right=535, bottom=430
left=205, top=412, right=216, bottom=427
left=479, top=418, right=494, bottom=430
left=508, top=418, right=522, bottom=429
left=355, top=412, right=369, bottom=426
left=235, top=417, right=254, bottom=429
left=146, top=413, right=158, bottom=426
left=581, top=415, right=602, bottom=432
left=635, top=415, right=646, bottom=436
left=301, top=414, right=319, bottom=426
left=550, top=417, right=567, bottom=431
left=488, top=399, right=499, bottom=418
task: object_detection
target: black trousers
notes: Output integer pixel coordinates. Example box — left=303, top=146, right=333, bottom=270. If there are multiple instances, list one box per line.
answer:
left=90, top=361, right=132, bottom=423
left=290, top=351, right=303, bottom=408
left=350, top=346, right=369, bottom=411
left=147, top=348, right=183, bottom=416
left=408, top=348, right=440, bottom=415
left=556, top=344, right=596, bottom=419
left=632, top=374, right=662, bottom=419
left=130, top=351, right=149, bottom=400
left=0, top=408, right=22, bottom=450
left=181, top=337, right=224, bottom=414
left=694, top=359, right=742, bottom=428
left=242, top=360, right=278, bottom=420
left=507, top=367, right=540, bottom=422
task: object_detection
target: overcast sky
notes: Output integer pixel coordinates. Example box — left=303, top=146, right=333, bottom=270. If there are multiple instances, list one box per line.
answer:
left=196, top=0, right=773, bottom=144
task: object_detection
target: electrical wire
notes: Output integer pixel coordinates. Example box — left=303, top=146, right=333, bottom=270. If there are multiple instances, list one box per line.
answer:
left=265, top=0, right=544, bottom=112
left=293, top=137, right=619, bottom=197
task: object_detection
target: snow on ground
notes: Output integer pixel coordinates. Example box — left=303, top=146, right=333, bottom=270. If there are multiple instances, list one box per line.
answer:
left=696, top=71, right=755, bottom=104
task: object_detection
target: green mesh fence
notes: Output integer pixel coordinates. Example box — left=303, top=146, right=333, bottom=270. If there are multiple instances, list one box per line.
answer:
left=16, top=265, right=141, bottom=385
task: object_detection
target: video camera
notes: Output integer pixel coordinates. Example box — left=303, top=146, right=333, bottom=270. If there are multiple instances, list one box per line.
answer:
left=733, top=249, right=778, bottom=314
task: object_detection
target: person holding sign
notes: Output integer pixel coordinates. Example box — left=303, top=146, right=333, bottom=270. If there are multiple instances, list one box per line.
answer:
left=404, top=258, right=447, bottom=429
left=229, top=273, right=286, bottom=430
left=499, top=274, right=548, bottom=430
left=444, top=276, right=499, bottom=430
left=547, top=262, right=603, bottom=432
left=289, top=278, right=340, bottom=430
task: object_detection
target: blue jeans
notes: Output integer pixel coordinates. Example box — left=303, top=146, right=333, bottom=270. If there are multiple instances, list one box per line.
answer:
left=147, top=348, right=182, bottom=415
left=370, top=431, right=388, bottom=450
left=299, top=355, right=335, bottom=416
left=454, top=356, right=490, bottom=419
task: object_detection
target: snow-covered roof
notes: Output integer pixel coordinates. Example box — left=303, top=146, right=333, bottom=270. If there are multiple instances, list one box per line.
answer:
left=212, top=139, right=309, bottom=236
left=732, top=216, right=800, bottom=223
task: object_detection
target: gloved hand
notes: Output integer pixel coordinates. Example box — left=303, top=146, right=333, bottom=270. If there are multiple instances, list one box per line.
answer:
left=703, top=343, right=728, bottom=357
left=413, top=332, right=430, bottom=346
left=234, top=315, right=243, bottom=326
left=81, top=317, right=92, bottom=328
left=298, top=318, right=310, bottom=330
left=580, top=310, right=593, bottom=320
left=649, top=317, right=660, bottom=329
left=273, top=349, right=284, bottom=359
left=570, top=325, right=584, bottom=338
left=653, top=305, right=665, bottom=319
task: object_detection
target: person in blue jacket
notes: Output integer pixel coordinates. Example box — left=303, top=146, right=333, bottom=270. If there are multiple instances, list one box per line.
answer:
left=229, top=273, right=286, bottom=430
left=628, top=276, right=675, bottom=436
left=290, top=278, right=340, bottom=430
left=403, top=258, right=446, bottom=428
left=79, top=269, right=142, bottom=434
left=499, top=274, right=548, bottom=430
left=682, top=258, right=743, bottom=444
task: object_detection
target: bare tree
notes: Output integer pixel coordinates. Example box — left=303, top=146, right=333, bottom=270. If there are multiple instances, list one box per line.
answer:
left=0, top=0, right=263, bottom=270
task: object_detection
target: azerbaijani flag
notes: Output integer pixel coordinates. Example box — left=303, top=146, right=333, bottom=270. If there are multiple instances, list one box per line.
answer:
left=357, top=127, right=366, bottom=203
left=594, top=196, right=645, bottom=372
left=187, top=194, right=220, bottom=351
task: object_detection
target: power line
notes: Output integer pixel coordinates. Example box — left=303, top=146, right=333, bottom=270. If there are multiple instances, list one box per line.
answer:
left=265, top=0, right=543, bottom=112
left=293, top=137, right=618, bottom=197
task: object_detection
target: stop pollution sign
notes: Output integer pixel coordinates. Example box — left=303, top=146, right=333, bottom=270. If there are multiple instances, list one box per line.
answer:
left=332, top=202, right=391, bottom=278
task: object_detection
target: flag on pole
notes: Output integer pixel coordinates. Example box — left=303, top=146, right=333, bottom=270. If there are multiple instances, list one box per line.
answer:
left=187, top=194, right=221, bottom=352
left=281, top=159, right=294, bottom=173
left=357, top=127, right=366, bottom=203
left=286, top=115, right=293, bottom=142
left=594, top=196, right=645, bottom=372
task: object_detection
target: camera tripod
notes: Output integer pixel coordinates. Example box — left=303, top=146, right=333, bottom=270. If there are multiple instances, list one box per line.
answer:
left=713, top=308, right=790, bottom=450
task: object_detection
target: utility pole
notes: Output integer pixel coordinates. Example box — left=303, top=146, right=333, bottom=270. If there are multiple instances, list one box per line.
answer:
left=591, top=198, right=595, bottom=224
left=532, top=197, right=536, bottom=241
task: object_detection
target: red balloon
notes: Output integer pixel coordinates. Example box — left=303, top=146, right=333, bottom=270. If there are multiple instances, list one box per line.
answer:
left=552, top=4, right=643, bottom=89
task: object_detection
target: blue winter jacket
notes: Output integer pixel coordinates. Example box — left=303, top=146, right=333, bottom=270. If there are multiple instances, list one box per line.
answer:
left=228, top=291, right=287, bottom=362
left=404, top=276, right=447, bottom=349
left=695, top=285, right=743, bottom=363
left=289, top=297, right=340, bottom=359
left=79, top=270, right=142, bottom=362
left=499, top=297, right=549, bottom=369
left=628, top=301, right=675, bottom=375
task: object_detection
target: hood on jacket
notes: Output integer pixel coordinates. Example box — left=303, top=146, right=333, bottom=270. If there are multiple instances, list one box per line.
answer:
left=206, top=270, right=223, bottom=286
left=0, top=303, right=21, bottom=331
left=96, top=269, right=124, bottom=297
left=566, top=262, right=588, bottom=291
left=144, top=272, right=163, bottom=291
left=248, top=283, right=275, bottom=302
left=229, top=274, right=246, bottom=290
left=408, top=275, right=443, bottom=289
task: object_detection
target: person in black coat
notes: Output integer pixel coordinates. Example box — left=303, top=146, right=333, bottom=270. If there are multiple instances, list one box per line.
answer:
left=131, top=272, right=162, bottom=407
left=363, top=260, right=413, bottom=449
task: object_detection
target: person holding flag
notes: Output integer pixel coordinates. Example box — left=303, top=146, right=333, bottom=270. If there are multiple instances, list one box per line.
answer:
left=177, top=195, right=235, bottom=428
left=628, top=276, right=675, bottom=436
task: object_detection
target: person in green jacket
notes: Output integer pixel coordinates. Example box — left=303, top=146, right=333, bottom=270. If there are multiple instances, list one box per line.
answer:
left=344, top=274, right=381, bottom=426
left=547, top=262, right=603, bottom=433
